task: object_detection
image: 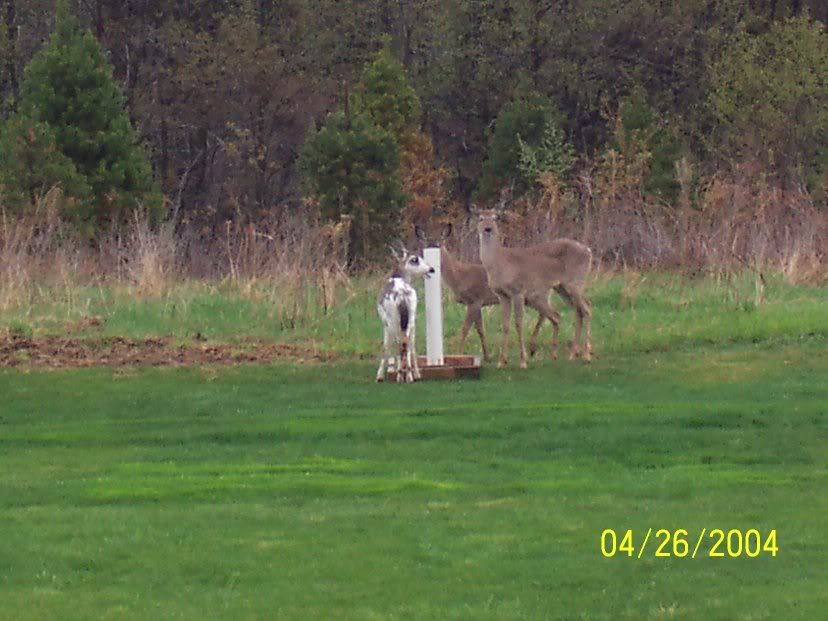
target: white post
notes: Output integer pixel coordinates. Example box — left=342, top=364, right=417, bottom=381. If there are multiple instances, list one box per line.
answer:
left=423, top=247, right=444, bottom=367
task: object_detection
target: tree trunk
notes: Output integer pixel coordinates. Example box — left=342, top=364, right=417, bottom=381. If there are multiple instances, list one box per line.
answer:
left=3, top=0, right=18, bottom=107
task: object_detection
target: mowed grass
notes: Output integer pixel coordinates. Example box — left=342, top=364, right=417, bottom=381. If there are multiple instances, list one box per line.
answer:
left=1, top=338, right=827, bottom=620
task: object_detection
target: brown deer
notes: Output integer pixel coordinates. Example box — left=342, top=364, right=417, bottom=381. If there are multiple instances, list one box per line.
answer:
left=415, top=223, right=561, bottom=362
left=475, top=201, right=593, bottom=369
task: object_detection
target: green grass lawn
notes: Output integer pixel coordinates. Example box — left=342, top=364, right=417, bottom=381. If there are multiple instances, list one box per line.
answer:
left=1, top=337, right=827, bottom=619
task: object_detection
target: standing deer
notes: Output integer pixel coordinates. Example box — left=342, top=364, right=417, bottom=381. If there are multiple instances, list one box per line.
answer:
left=376, top=245, right=435, bottom=383
left=415, top=223, right=561, bottom=362
left=475, top=202, right=593, bottom=369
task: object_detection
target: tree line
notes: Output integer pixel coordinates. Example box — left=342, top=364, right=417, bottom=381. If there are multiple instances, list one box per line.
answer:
left=0, top=0, right=825, bottom=262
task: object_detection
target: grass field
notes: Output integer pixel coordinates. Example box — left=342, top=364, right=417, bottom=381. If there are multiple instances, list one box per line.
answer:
left=2, top=269, right=827, bottom=357
left=1, top=271, right=827, bottom=620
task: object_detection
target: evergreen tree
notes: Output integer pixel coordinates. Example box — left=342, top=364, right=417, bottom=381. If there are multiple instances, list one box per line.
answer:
left=300, top=112, right=403, bottom=264
left=477, top=89, right=567, bottom=199
left=0, top=116, right=90, bottom=214
left=10, top=0, right=160, bottom=226
left=618, top=89, right=683, bottom=202
left=355, top=44, right=422, bottom=138
left=301, top=47, right=427, bottom=264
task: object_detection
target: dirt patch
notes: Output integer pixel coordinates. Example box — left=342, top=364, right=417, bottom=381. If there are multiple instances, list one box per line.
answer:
left=0, top=333, right=336, bottom=368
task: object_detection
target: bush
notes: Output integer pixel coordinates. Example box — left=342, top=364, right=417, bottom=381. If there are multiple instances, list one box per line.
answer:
left=478, top=90, right=571, bottom=200
left=707, top=15, right=827, bottom=189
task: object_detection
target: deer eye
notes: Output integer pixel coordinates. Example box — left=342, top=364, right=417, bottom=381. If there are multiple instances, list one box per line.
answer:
left=409, top=257, right=419, bottom=265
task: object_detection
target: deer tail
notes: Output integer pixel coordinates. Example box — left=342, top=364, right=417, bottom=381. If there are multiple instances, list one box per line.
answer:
left=398, top=300, right=409, bottom=332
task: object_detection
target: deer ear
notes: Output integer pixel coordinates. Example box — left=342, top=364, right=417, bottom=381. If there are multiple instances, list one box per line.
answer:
left=441, top=222, right=453, bottom=239
left=414, top=225, right=426, bottom=242
left=388, top=242, right=403, bottom=261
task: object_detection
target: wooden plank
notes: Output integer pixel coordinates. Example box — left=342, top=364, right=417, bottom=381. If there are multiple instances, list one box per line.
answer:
left=383, top=355, right=481, bottom=382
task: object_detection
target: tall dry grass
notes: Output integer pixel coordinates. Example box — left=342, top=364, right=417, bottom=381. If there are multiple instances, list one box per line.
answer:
left=2, top=167, right=825, bottom=324
left=447, top=164, right=826, bottom=287
left=1, top=197, right=355, bottom=326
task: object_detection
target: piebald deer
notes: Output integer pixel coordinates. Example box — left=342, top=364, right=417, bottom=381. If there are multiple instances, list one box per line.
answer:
left=475, top=199, right=593, bottom=369
left=376, top=245, right=435, bottom=383
left=415, top=223, right=561, bottom=362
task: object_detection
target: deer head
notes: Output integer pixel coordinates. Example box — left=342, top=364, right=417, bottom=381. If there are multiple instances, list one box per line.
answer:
left=414, top=222, right=453, bottom=249
left=389, top=242, right=435, bottom=281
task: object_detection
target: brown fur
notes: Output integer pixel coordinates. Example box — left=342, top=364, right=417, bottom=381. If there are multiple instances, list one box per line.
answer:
left=476, top=210, right=593, bottom=368
left=416, top=224, right=560, bottom=362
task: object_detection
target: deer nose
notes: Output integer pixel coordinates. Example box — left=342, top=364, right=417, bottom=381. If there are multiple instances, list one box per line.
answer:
left=483, top=226, right=493, bottom=233
left=429, top=267, right=436, bottom=274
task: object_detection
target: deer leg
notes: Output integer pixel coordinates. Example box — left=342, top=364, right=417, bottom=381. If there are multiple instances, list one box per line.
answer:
left=376, top=330, right=391, bottom=382
left=525, top=294, right=547, bottom=358
left=396, top=339, right=405, bottom=383
left=572, top=307, right=583, bottom=361
left=560, top=287, right=592, bottom=362
left=458, top=306, right=475, bottom=354
left=411, top=322, right=422, bottom=381
left=555, top=285, right=581, bottom=360
left=527, top=313, right=544, bottom=358
left=574, top=292, right=593, bottom=362
left=498, top=294, right=511, bottom=368
left=528, top=293, right=561, bottom=360
left=470, top=304, right=491, bottom=362
left=513, top=294, right=528, bottom=369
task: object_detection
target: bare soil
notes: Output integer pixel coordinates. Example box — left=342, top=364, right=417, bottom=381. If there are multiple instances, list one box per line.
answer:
left=0, top=333, right=335, bottom=368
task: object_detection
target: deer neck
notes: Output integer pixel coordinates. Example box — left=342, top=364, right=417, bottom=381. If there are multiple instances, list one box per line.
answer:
left=390, top=266, right=412, bottom=284
left=439, top=246, right=461, bottom=286
left=478, top=232, right=503, bottom=269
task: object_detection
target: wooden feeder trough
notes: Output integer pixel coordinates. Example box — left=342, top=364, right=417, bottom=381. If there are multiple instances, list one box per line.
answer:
left=386, top=354, right=481, bottom=382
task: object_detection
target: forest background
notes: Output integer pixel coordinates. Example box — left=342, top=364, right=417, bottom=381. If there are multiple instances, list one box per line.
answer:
left=0, top=0, right=826, bottom=288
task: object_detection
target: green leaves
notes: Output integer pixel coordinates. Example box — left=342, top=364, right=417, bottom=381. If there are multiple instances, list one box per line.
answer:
left=0, top=116, right=91, bottom=217
left=478, top=90, right=572, bottom=199
left=301, top=112, right=403, bottom=263
left=0, top=0, right=161, bottom=228
left=356, top=45, right=422, bottom=137
left=707, top=16, right=827, bottom=187
left=517, top=122, right=575, bottom=189
left=301, top=47, right=424, bottom=263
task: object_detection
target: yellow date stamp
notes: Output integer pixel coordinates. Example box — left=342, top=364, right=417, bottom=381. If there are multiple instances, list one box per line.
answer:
left=600, top=528, right=778, bottom=558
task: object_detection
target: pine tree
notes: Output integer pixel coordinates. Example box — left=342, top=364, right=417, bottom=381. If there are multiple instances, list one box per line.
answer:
left=0, top=117, right=90, bottom=213
left=11, top=0, right=160, bottom=226
left=355, top=44, right=422, bottom=138
left=301, top=47, right=425, bottom=264
left=300, top=112, right=403, bottom=264
left=477, top=89, right=563, bottom=200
